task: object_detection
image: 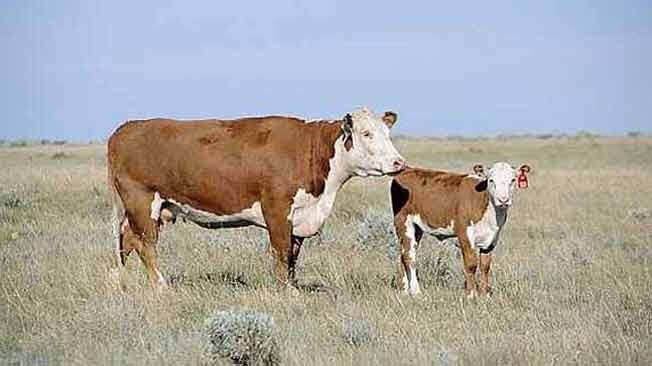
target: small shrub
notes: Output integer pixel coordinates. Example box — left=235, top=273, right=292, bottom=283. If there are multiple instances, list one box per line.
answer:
left=342, top=319, right=376, bottom=347
left=0, top=191, right=25, bottom=208
left=51, top=152, right=69, bottom=160
left=627, top=131, right=641, bottom=137
left=9, top=140, right=28, bottom=147
left=40, top=139, right=51, bottom=145
left=416, top=250, right=456, bottom=289
left=357, top=209, right=397, bottom=259
left=52, top=140, right=67, bottom=145
left=536, top=133, right=554, bottom=140
left=205, top=309, right=280, bottom=366
left=575, top=130, right=597, bottom=139
left=434, top=344, right=459, bottom=366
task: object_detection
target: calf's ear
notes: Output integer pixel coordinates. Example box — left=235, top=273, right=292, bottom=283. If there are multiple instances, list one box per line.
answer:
left=382, top=111, right=398, bottom=128
left=519, top=164, right=531, bottom=173
left=473, top=164, right=486, bottom=177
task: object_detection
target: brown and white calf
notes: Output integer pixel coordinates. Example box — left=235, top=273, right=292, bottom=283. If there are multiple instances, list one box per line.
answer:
left=107, top=108, right=406, bottom=290
left=390, top=162, right=530, bottom=297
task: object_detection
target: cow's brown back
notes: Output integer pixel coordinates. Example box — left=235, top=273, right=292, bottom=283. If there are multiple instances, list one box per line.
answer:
left=107, top=117, right=342, bottom=216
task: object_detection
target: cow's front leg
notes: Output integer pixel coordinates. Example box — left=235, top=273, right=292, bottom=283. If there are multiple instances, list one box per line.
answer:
left=289, top=236, right=304, bottom=286
left=261, top=196, right=294, bottom=286
left=479, top=251, right=493, bottom=296
left=457, top=229, right=478, bottom=298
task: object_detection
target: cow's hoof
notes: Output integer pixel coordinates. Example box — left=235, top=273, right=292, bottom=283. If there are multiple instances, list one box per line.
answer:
left=465, top=289, right=478, bottom=300
left=285, top=284, right=301, bottom=297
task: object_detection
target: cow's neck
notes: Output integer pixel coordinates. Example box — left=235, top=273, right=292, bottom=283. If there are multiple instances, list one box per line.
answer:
left=321, top=134, right=354, bottom=199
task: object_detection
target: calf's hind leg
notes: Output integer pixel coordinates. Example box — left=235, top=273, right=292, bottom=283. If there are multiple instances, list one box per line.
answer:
left=395, top=216, right=422, bottom=295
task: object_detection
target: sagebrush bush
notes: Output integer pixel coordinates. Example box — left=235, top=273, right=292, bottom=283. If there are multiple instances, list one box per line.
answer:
left=416, top=247, right=457, bottom=289
left=357, top=208, right=397, bottom=259
left=342, top=319, right=377, bottom=347
left=0, top=191, right=24, bottom=208
left=205, top=309, right=280, bottom=366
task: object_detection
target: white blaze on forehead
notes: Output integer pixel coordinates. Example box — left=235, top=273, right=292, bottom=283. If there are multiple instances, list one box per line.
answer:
left=349, top=107, right=391, bottom=137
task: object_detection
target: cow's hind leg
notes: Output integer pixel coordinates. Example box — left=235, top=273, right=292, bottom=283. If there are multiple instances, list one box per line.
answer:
left=117, top=179, right=166, bottom=290
left=109, top=185, right=135, bottom=290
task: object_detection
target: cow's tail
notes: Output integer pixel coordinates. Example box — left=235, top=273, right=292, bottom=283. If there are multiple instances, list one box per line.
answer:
left=107, top=148, right=126, bottom=288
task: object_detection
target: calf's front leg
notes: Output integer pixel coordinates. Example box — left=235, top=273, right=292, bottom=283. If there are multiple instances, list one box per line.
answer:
left=479, top=251, right=492, bottom=296
left=456, top=229, right=478, bottom=298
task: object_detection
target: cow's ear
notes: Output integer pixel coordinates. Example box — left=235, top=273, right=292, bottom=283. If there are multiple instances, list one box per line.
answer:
left=519, top=164, right=531, bottom=173
left=473, top=164, right=486, bottom=178
left=475, top=179, right=488, bottom=192
left=382, top=111, right=398, bottom=128
left=341, top=113, right=353, bottom=135
left=341, top=113, right=354, bottom=151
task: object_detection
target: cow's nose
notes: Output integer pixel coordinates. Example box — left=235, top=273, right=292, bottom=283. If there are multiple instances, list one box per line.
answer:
left=393, top=158, right=406, bottom=171
left=498, top=197, right=510, bottom=205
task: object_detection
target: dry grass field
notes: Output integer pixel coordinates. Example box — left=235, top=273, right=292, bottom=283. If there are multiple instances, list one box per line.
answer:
left=1, top=136, right=651, bottom=365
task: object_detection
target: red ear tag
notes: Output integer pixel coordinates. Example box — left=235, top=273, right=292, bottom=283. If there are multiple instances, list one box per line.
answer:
left=517, top=171, right=528, bottom=189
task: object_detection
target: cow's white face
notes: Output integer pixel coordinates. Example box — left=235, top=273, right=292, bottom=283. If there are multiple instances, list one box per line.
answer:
left=341, top=108, right=405, bottom=177
left=486, top=162, right=517, bottom=208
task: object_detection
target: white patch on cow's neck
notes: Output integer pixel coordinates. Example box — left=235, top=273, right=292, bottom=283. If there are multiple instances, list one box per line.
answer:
left=288, top=137, right=353, bottom=237
left=466, top=201, right=508, bottom=250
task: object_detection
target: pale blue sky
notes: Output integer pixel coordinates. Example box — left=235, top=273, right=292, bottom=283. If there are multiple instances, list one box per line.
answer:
left=1, top=1, right=651, bottom=140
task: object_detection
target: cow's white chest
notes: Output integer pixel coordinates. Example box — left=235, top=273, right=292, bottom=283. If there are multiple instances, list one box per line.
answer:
left=466, top=203, right=504, bottom=250
left=288, top=188, right=336, bottom=237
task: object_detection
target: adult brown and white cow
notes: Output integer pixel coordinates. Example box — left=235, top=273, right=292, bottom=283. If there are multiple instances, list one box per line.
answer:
left=107, top=107, right=406, bottom=290
left=390, top=162, right=531, bottom=297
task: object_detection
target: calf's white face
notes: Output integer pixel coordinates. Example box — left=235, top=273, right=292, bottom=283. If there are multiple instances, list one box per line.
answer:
left=486, top=162, right=517, bottom=207
left=342, top=108, right=405, bottom=177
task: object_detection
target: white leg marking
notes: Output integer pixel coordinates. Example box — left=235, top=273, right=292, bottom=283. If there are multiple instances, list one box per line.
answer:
left=154, top=268, right=168, bottom=290
left=404, top=215, right=422, bottom=295
left=150, top=192, right=164, bottom=221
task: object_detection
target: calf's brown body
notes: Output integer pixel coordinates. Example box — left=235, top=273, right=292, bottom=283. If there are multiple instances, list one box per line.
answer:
left=391, top=168, right=494, bottom=296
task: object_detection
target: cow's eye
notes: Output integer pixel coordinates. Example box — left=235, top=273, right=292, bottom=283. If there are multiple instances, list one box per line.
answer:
left=489, top=179, right=494, bottom=184
left=511, top=178, right=516, bottom=184
left=362, top=131, right=372, bottom=138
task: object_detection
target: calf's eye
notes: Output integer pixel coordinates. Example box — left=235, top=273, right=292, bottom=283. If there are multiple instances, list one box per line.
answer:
left=362, top=131, right=372, bottom=138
